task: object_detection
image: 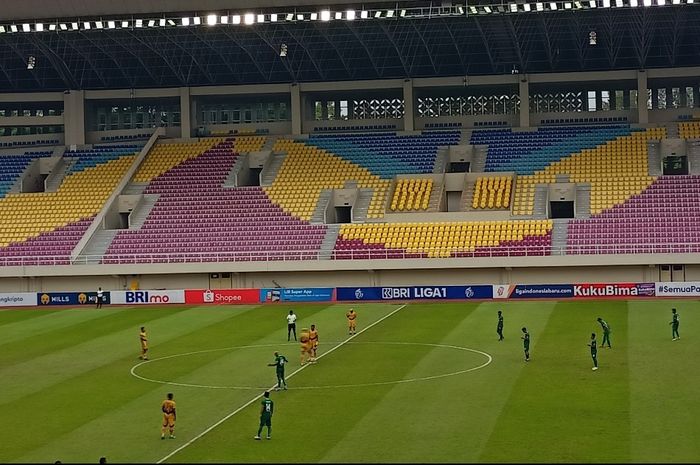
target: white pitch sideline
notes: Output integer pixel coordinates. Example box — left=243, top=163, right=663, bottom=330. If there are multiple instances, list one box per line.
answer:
left=156, top=303, right=408, bottom=464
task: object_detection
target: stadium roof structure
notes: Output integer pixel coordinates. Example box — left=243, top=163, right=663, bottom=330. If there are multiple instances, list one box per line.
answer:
left=1, top=1, right=700, bottom=92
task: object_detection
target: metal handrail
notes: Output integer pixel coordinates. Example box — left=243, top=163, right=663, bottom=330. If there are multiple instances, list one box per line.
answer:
left=0, top=242, right=698, bottom=266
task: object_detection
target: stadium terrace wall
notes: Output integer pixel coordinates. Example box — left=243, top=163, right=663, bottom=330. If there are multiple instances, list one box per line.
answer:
left=2, top=262, right=700, bottom=293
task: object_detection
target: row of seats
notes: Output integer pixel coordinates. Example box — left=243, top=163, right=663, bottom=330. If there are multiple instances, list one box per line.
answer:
left=313, top=124, right=397, bottom=132
left=472, top=176, right=511, bottom=209
left=0, top=154, right=135, bottom=247
left=0, top=138, right=59, bottom=148
left=510, top=128, right=664, bottom=215
left=679, top=122, right=700, bottom=139
left=338, top=220, right=552, bottom=258
left=209, top=128, right=270, bottom=136
left=100, top=133, right=152, bottom=142
left=268, top=139, right=391, bottom=220
left=540, top=117, right=628, bottom=125
left=390, top=178, right=433, bottom=211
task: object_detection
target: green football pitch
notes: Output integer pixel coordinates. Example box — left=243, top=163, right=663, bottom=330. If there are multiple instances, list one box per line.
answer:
left=0, top=300, right=697, bottom=463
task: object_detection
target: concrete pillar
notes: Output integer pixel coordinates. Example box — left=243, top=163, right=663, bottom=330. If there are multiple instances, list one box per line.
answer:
left=291, top=84, right=302, bottom=135
left=403, top=79, right=415, bottom=131
left=518, top=77, right=530, bottom=128
left=637, top=71, right=649, bottom=125
left=63, top=90, right=85, bottom=146
left=179, top=87, right=192, bottom=139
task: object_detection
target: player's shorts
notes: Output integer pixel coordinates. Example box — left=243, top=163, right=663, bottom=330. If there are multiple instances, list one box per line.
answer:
left=259, top=414, right=272, bottom=427
left=311, top=339, right=318, bottom=348
left=141, top=343, right=148, bottom=350
left=301, top=343, right=312, bottom=354
left=348, top=320, right=356, bottom=328
left=523, top=344, right=530, bottom=351
left=163, top=413, right=175, bottom=428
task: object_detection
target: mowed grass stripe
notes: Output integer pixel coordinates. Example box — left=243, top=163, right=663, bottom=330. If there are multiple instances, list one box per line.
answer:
left=0, top=308, right=61, bottom=326
left=167, top=303, right=487, bottom=463
left=479, top=300, right=631, bottom=463
left=628, top=300, right=700, bottom=463
left=319, top=300, right=557, bottom=463
left=0, top=308, right=163, bottom=367
left=11, top=303, right=335, bottom=464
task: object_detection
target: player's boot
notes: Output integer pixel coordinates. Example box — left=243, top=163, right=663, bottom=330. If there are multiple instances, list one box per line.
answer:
left=592, top=367, right=598, bottom=371
left=254, top=436, right=261, bottom=440
left=161, top=434, right=165, bottom=440
left=267, top=436, right=271, bottom=440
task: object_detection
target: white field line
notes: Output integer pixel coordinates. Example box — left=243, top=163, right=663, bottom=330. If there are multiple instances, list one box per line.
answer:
left=156, top=303, right=407, bottom=464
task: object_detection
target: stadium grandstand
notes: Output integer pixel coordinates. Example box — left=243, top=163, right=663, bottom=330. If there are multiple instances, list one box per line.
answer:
left=0, top=0, right=697, bottom=286
left=3, top=1, right=700, bottom=464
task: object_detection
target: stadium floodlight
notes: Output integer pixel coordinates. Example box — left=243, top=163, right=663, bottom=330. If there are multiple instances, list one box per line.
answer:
left=630, top=0, right=639, bottom=5
left=147, top=19, right=155, bottom=27
left=361, top=10, right=369, bottom=18
left=643, top=0, right=652, bottom=5
left=387, top=9, right=395, bottom=17
left=193, top=17, right=201, bottom=25
left=346, top=9, right=356, bottom=20
left=135, top=19, right=143, bottom=27
left=257, top=14, right=265, bottom=23
left=232, top=15, right=241, bottom=24
left=320, top=10, right=331, bottom=21
left=458, top=5, right=465, bottom=13
left=335, top=12, right=342, bottom=19
left=672, top=0, right=680, bottom=3
left=159, top=18, right=166, bottom=27
left=96, top=21, right=103, bottom=29
left=35, top=23, right=44, bottom=32
left=310, top=12, right=318, bottom=20
left=484, top=5, right=492, bottom=12
left=657, top=0, right=666, bottom=5
left=181, top=17, right=190, bottom=26
left=374, top=10, right=382, bottom=17
left=286, top=13, right=294, bottom=21
left=83, top=21, right=91, bottom=30
left=615, top=0, right=623, bottom=6
left=574, top=1, right=583, bottom=7
left=297, top=13, right=305, bottom=20
left=510, top=4, right=519, bottom=11
left=207, top=14, right=217, bottom=26
left=564, top=2, right=572, bottom=7
left=270, top=14, right=278, bottom=22
left=524, top=3, right=532, bottom=10
left=10, top=24, right=18, bottom=33
left=49, top=24, right=57, bottom=31
left=602, top=0, right=611, bottom=6
left=589, top=0, right=597, bottom=6
left=59, top=23, right=68, bottom=30
left=549, top=2, right=558, bottom=9
left=0, top=26, right=5, bottom=33
left=108, top=21, right=116, bottom=29
left=71, top=22, right=79, bottom=30
left=22, top=24, right=30, bottom=32
left=536, top=2, right=544, bottom=10
left=244, top=13, right=255, bottom=25
left=221, top=15, right=229, bottom=24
